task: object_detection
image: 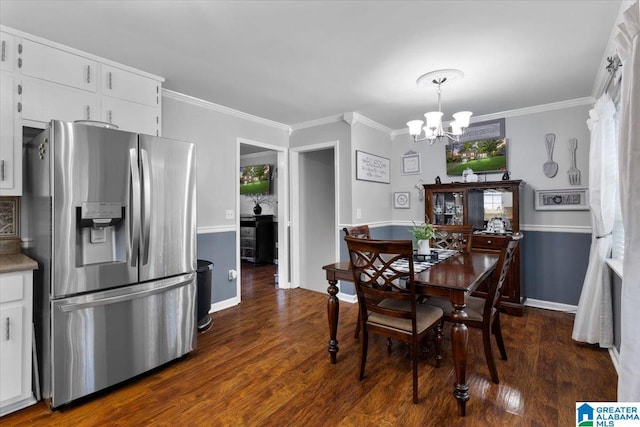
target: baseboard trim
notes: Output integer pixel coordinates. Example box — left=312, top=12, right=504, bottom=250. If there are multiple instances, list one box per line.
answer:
left=525, top=298, right=577, bottom=313
left=609, top=347, right=620, bottom=375
left=209, top=297, right=240, bottom=313
left=337, top=292, right=357, bottom=304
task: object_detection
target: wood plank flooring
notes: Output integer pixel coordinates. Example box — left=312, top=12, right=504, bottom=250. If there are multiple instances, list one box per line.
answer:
left=4, top=262, right=617, bottom=426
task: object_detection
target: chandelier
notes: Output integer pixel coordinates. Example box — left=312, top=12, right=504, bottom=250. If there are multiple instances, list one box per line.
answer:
left=407, top=69, right=472, bottom=144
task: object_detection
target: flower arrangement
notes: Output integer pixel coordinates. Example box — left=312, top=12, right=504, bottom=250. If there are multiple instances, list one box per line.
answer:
left=247, top=193, right=274, bottom=207
left=410, top=221, right=435, bottom=242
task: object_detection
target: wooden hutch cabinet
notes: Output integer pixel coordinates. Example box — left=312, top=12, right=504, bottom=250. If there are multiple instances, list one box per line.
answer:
left=424, top=180, right=525, bottom=315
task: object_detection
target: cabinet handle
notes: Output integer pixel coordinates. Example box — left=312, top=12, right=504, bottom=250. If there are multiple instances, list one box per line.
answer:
left=108, top=71, right=113, bottom=89
left=18, top=43, right=22, bottom=54
left=86, top=65, right=91, bottom=83
left=17, top=102, right=22, bottom=112
left=18, top=57, right=22, bottom=68
left=1, top=40, right=5, bottom=62
left=108, top=110, right=113, bottom=123
left=86, top=105, right=91, bottom=119
left=487, top=240, right=492, bottom=245
left=4, top=317, right=9, bottom=340
left=17, top=84, right=22, bottom=95
left=1, top=160, right=5, bottom=181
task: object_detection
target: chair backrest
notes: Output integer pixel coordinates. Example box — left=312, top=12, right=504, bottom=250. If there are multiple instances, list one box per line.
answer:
left=484, top=232, right=523, bottom=321
left=344, top=236, right=417, bottom=325
left=431, top=225, right=473, bottom=252
left=343, top=225, right=371, bottom=239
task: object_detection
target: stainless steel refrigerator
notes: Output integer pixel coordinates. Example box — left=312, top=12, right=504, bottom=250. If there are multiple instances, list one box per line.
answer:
left=23, top=120, right=197, bottom=408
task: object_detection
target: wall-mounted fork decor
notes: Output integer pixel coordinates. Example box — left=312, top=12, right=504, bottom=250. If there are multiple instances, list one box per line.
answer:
left=567, top=138, right=581, bottom=185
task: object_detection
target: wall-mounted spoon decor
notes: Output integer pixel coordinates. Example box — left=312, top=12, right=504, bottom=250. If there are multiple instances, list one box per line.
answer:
left=568, top=138, right=581, bottom=185
left=543, top=133, right=558, bottom=178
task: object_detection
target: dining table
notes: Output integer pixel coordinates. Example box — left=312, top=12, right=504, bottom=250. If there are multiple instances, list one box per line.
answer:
left=322, top=250, right=499, bottom=417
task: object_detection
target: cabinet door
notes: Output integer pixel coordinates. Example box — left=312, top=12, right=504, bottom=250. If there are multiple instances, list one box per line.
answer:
left=21, top=76, right=98, bottom=124
left=101, top=97, right=160, bottom=135
left=0, top=70, right=21, bottom=195
left=0, top=305, right=24, bottom=402
left=0, top=32, right=15, bottom=72
left=20, top=39, right=97, bottom=92
left=102, top=65, right=160, bottom=107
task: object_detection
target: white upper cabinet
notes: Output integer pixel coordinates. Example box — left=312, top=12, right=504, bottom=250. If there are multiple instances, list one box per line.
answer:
left=101, top=96, right=160, bottom=136
left=1, top=32, right=15, bottom=71
left=0, top=70, right=21, bottom=195
left=20, top=39, right=97, bottom=93
left=21, top=76, right=99, bottom=124
left=102, top=65, right=160, bottom=107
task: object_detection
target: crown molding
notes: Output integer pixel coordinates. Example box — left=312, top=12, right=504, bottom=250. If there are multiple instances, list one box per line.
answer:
left=391, top=97, right=594, bottom=137
left=162, top=89, right=291, bottom=133
left=291, top=112, right=393, bottom=135
left=289, top=114, right=345, bottom=132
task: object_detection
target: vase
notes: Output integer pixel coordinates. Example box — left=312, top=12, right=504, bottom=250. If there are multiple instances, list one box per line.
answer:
left=253, top=204, right=262, bottom=215
left=417, top=239, right=430, bottom=255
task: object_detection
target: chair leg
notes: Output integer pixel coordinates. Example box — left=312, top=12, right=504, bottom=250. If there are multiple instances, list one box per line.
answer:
left=483, top=322, right=500, bottom=384
left=493, top=314, right=508, bottom=361
left=359, top=330, right=368, bottom=381
left=354, top=311, right=361, bottom=339
left=411, top=341, right=419, bottom=404
left=434, top=321, right=443, bottom=368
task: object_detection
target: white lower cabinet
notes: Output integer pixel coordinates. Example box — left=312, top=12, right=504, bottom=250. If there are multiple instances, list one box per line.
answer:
left=0, top=269, right=36, bottom=417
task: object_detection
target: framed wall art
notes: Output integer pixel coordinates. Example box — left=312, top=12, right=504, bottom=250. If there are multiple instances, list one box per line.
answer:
left=355, top=150, right=390, bottom=184
left=401, top=151, right=421, bottom=175
left=534, top=188, right=589, bottom=211
left=393, top=192, right=410, bottom=209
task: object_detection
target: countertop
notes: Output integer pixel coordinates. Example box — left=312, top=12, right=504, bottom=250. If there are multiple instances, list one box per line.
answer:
left=0, top=253, right=38, bottom=274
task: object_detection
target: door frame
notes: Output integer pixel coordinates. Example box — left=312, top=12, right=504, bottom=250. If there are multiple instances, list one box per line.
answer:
left=237, top=138, right=289, bottom=295
left=289, top=141, right=340, bottom=289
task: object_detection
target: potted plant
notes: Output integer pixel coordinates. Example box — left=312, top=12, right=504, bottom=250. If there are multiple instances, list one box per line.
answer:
left=247, top=193, right=274, bottom=215
left=410, top=221, right=435, bottom=255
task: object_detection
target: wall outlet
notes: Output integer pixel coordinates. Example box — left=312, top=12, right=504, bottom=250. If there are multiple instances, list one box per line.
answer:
left=228, top=269, right=237, bottom=281
left=225, top=209, right=234, bottom=219
left=356, top=208, right=362, bottom=219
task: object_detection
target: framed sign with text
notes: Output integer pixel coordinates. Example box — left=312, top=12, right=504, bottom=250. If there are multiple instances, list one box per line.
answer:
left=534, top=188, right=589, bottom=210
left=356, top=150, right=390, bottom=184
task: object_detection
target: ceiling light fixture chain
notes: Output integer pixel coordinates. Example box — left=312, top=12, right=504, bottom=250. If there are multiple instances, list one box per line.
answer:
left=407, top=69, right=472, bottom=144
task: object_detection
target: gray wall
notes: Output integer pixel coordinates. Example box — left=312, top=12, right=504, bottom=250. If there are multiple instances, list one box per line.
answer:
left=162, top=93, right=289, bottom=307
left=299, top=148, right=336, bottom=293
left=197, top=232, right=236, bottom=303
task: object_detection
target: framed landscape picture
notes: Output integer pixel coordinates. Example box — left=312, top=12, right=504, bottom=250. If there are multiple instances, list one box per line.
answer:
left=446, top=118, right=507, bottom=176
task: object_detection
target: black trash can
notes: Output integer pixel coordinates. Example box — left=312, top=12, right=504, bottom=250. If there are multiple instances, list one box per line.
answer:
left=196, top=259, right=214, bottom=332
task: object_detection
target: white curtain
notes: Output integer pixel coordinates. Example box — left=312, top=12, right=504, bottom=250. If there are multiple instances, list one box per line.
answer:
left=572, top=94, right=617, bottom=347
left=616, top=0, right=640, bottom=402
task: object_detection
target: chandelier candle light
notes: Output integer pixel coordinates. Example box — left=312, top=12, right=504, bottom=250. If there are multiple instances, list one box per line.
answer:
left=407, top=69, right=472, bottom=144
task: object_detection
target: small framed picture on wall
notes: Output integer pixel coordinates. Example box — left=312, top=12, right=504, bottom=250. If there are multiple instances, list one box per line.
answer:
left=393, top=192, right=410, bottom=209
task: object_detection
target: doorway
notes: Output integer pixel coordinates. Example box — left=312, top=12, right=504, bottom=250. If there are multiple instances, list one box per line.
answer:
left=290, top=142, right=339, bottom=293
left=237, top=138, right=289, bottom=300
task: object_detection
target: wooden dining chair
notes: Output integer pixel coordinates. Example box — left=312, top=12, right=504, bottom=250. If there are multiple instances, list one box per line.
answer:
left=345, top=236, right=444, bottom=403
left=431, top=224, right=474, bottom=252
left=343, top=225, right=371, bottom=339
left=423, top=232, right=523, bottom=384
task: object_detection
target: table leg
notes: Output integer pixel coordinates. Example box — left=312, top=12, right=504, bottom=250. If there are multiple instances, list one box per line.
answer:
left=450, top=302, right=469, bottom=416
left=327, top=278, right=340, bottom=364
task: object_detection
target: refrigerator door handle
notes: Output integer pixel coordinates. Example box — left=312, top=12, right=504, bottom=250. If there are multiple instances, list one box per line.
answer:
left=57, top=273, right=195, bottom=312
left=129, top=148, right=141, bottom=267
left=140, top=148, right=151, bottom=265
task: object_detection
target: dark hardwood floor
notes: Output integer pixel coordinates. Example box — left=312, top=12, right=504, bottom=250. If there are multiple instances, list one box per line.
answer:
left=4, top=262, right=617, bottom=426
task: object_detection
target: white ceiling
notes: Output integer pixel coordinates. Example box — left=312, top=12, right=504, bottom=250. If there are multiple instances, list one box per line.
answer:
left=0, top=1, right=626, bottom=131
